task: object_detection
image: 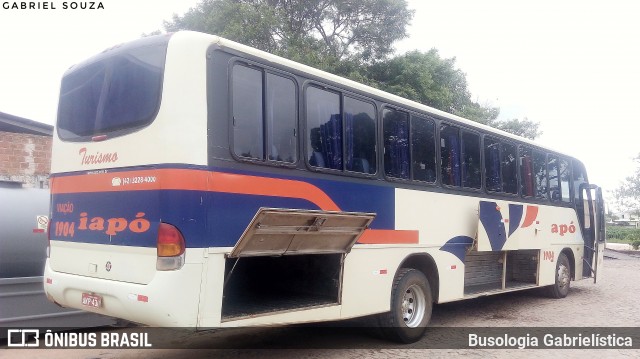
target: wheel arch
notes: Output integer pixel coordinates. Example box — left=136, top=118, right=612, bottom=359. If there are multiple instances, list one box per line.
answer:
left=397, top=253, right=440, bottom=303
left=560, top=247, right=576, bottom=280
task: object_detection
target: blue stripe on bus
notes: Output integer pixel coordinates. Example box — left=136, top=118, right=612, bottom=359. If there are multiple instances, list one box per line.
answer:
left=50, top=167, right=396, bottom=248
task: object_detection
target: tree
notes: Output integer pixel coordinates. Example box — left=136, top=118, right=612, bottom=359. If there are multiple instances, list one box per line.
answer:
left=612, top=153, right=640, bottom=217
left=360, top=50, right=540, bottom=138
left=491, top=117, right=542, bottom=140
left=164, top=0, right=413, bottom=63
left=163, top=0, right=540, bottom=139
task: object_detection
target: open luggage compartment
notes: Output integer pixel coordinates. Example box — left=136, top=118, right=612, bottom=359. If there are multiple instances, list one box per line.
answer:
left=464, top=249, right=539, bottom=295
left=221, top=208, right=374, bottom=321
left=222, top=254, right=343, bottom=320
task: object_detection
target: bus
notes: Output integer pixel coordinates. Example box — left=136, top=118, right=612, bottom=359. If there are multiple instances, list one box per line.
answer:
left=44, top=31, right=605, bottom=343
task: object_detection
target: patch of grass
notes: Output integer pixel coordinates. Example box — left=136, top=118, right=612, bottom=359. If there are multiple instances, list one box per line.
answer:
left=606, top=226, right=640, bottom=243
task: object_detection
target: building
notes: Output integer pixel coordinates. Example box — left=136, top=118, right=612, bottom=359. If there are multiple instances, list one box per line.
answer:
left=0, top=112, right=53, bottom=188
left=612, top=213, right=640, bottom=228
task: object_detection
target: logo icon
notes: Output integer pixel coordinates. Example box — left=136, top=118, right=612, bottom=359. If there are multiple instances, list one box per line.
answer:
left=112, top=177, right=122, bottom=187
left=105, top=261, right=112, bottom=272
left=7, top=329, right=40, bottom=347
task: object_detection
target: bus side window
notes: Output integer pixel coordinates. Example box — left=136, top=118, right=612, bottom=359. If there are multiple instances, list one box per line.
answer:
left=265, top=73, right=297, bottom=163
left=411, top=115, right=436, bottom=183
left=520, top=146, right=534, bottom=197
left=440, top=124, right=461, bottom=186
left=344, top=96, right=376, bottom=174
left=383, top=108, right=410, bottom=179
left=502, top=142, right=518, bottom=194
left=533, top=150, right=548, bottom=199
left=306, top=86, right=341, bottom=170
left=232, top=64, right=263, bottom=160
left=558, top=157, right=572, bottom=203
left=461, top=131, right=481, bottom=189
left=484, top=136, right=501, bottom=192
left=573, top=160, right=588, bottom=200
left=548, top=155, right=561, bottom=201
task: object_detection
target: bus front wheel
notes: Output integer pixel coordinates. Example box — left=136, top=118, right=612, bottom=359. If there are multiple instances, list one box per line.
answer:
left=547, top=252, right=571, bottom=299
left=379, top=268, right=432, bottom=343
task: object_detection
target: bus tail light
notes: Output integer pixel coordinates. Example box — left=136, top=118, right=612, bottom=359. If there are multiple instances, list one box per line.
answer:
left=156, top=223, right=185, bottom=271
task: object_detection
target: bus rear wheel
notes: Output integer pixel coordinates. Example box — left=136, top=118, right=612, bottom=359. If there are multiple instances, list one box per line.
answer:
left=379, top=268, right=432, bottom=343
left=547, top=252, right=571, bottom=298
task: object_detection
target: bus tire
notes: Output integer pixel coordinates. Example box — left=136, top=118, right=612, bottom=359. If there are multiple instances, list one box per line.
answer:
left=379, top=268, right=432, bottom=343
left=547, top=252, right=571, bottom=299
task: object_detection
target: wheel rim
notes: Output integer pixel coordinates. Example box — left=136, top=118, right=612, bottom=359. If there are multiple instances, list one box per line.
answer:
left=401, top=284, right=426, bottom=327
left=557, top=263, right=570, bottom=289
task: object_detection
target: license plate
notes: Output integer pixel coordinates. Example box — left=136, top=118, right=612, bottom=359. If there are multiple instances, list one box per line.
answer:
left=81, top=293, right=102, bottom=308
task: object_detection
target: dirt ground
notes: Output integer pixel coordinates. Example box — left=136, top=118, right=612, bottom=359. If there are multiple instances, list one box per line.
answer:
left=4, top=249, right=640, bottom=358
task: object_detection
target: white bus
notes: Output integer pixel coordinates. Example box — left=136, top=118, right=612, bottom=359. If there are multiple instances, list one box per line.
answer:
left=44, top=31, right=605, bottom=343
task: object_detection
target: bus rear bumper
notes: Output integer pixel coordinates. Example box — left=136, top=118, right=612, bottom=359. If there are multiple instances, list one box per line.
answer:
left=43, top=259, right=203, bottom=327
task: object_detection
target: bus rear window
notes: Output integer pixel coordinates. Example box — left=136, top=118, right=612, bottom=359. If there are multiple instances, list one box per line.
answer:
left=57, top=37, right=168, bottom=141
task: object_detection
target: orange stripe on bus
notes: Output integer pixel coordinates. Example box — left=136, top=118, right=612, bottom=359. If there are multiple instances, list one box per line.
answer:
left=358, top=229, right=419, bottom=244
left=209, top=172, right=340, bottom=211
left=50, top=169, right=340, bottom=211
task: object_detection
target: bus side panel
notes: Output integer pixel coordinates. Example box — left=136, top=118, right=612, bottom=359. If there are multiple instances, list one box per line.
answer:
left=196, top=251, right=226, bottom=327
left=339, top=246, right=464, bottom=318
left=395, top=189, right=473, bottom=302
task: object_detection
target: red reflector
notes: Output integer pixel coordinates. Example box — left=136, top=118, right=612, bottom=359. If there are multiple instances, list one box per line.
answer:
left=380, top=269, right=387, bottom=275
left=451, top=265, right=457, bottom=270
left=157, top=223, right=185, bottom=257
left=46, top=278, right=52, bottom=284
left=137, top=295, right=148, bottom=303
left=33, top=229, right=45, bottom=233
left=92, top=134, right=108, bottom=141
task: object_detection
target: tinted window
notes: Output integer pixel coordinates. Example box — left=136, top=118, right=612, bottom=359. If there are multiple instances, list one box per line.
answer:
left=548, top=155, right=560, bottom=201
left=502, top=142, right=518, bottom=194
left=520, top=146, right=535, bottom=197
left=344, top=97, right=376, bottom=174
left=383, top=108, right=410, bottom=179
left=307, top=86, right=341, bottom=170
left=57, top=39, right=167, bottom=141
left=573, top=160, right=589, bottom=200
left=411, top=116, right=436, bottom=183
left=484, top=136, right=501, bottom=192
left=232, top=65, right=263, bottom=159
left=440, top=124, right=461, bottom=186
left=462, top=131, right=481, bottom=189
left=266, top=73, right=297, bottom=163
left=559, top=157, right=572, bottom=203
left=533, top=151, right=548, bottom=199
left=58, top=62, right=106, bottom=138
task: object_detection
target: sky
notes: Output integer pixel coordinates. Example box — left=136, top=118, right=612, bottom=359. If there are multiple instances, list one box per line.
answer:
left=0, top=0, right=638, bottom=202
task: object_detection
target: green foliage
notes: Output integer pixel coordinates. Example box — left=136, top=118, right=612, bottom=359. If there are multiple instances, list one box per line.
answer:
left=606, top=226, right=640, bottom=243
left=165, top=0, right=413, bottom=62
left=163, top=0, right=541, bottom=139
left=633, top=240, right=640, bottom=250
left=360, top=50, right=540, bottom=139
left=366, top=50, right=472, bottom=114
left=612, top=154, right=640, bottom=217
left=492, top=118, right=542, bottom=140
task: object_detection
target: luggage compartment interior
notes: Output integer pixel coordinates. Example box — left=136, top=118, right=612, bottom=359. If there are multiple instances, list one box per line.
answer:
left=464, top=250, right=539, bottom=295
left=221, top=254, right=343, bottom=321
left=464, top=251, right=503, bottom=294
left=505, top=250, right=538, bottom=288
